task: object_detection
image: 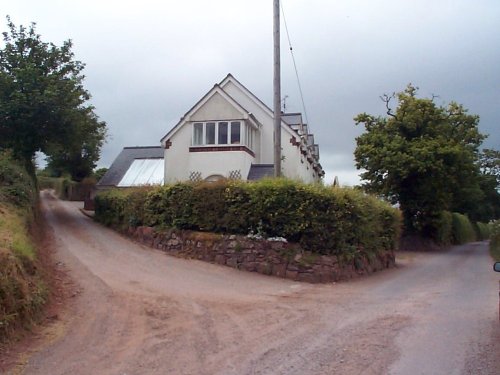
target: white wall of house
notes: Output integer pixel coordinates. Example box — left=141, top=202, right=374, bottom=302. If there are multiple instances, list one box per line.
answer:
left=188, top=150, right=255, bottom=181
left=164, top=121, right=191, bottom=183
left=280, top=127, right=319, bottom=183
left=190, top=92, right=241, bottom=121
left=221, top=78, right=319, bottom=183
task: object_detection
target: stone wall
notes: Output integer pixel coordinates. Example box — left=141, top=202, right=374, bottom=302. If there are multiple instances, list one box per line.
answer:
left=127, top=226, right=396, bottom=283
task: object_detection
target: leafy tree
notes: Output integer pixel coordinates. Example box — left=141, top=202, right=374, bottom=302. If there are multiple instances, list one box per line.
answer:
left=0, top=17, right=106, bottom=177
left=479, top=148, right=500, bottom=186
left=469, top=149, right=500, bottom=221
left=354, top=84, right=488, bottom=237
left=93, top=167, right=108, bottom=182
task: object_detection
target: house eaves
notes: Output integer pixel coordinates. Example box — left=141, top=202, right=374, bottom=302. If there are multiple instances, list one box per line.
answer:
left=219, top=73, right=299, bottom=139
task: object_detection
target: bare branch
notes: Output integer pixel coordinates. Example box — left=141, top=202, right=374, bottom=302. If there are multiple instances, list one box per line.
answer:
left=380, top=93, right=397, bottom=119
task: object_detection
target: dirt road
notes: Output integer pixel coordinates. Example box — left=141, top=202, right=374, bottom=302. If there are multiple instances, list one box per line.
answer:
left=12, top=192, right=500, bottom=374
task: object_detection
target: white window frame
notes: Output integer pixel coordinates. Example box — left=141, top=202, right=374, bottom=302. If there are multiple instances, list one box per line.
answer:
left=192, top=121, right=247, bottom=147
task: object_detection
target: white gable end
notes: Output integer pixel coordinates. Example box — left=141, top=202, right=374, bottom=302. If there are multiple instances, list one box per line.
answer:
left=190, top=91, right=246, bottom=121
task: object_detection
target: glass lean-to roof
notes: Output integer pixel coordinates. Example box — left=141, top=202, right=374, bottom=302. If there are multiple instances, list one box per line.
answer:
left=117, top=158, right=164, bottom=187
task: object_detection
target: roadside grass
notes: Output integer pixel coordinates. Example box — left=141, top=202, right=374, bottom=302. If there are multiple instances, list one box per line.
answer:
left=0, top=204, right=35, bottom=260
left=0, top=151, right=47, bottom=341
left=0, top=202, right=47, bottom=339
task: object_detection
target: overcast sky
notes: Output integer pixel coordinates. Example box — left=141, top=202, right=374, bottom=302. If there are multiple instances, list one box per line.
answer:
left=2, top=0, right=499, bottom=185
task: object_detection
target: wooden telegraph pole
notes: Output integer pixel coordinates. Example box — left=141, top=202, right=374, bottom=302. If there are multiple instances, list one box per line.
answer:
left=273, top=0, right=282, bottom=177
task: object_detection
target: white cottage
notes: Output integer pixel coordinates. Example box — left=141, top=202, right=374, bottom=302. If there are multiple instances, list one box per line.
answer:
left=160, top=74, right=324, bottom=184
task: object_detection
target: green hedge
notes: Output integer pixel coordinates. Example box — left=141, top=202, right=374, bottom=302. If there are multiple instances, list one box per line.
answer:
left=0, top=152, right=47, bottom=339
left=451, top=212, right=477, bottom=245
left=490, top=221, right=500, bottom=261
left=423, top=210, right=453, bottom=245
left=95, top=179, right=402, bottom=256
left=0, top=151, right=37, bottom=207
left=425, top=211, right=489, bottom=245
left=475, top=222, right=491, bottom=241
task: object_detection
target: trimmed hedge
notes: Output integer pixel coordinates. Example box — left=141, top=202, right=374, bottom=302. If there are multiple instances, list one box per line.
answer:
left=451, top=212, right=476, bottom=245
left=95, top=179, right=402, bottom=256
left=475, top=222, right=491, bottom=241
left=425, top=211, right=490, bottom=245
left=490, top=220, right=500, bottom=261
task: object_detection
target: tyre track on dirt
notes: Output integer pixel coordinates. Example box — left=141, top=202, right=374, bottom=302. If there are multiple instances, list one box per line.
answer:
left=12, top=192, right=500, bottom=375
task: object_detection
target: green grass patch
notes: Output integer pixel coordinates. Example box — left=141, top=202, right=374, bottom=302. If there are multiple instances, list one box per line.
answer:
left=0, top=151, right=47, bottom=340
left=0, top=205, right=36, bottom=260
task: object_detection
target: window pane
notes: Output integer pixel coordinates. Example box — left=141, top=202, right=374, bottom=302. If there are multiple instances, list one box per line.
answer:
left=231, top=121, right=240, bottom=144
left=206, top=122, right=215, bottom=144
left=218, top=122, right=228, bottom=144
left=193, top=123, right=203, bottom=145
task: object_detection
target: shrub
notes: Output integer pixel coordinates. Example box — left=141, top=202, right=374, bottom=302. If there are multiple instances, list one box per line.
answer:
left=0, top=151, right=37, bottom=208
left=0, top=152, right=47, bottom=340
left=95, top=179, right=402, bottom=256
left=475, top=222, right=490, bottom=241
left=420, top=210, right=453, bottom=245
left=95, top=188, right=148, bottom=229
left=490, top=221, right=500, bottom=261
left=451, top=212, right=476, bottom=244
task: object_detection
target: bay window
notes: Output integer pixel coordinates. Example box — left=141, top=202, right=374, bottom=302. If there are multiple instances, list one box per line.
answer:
left=192, top=121, right=244, bottom=146
left=206, top=122, right=215, bottom=144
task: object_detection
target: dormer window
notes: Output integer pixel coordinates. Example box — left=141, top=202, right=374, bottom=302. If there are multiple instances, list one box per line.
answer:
left=192, top=121, right=243, bottom=146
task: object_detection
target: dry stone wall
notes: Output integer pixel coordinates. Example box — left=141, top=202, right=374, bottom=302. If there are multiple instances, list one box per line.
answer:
left=128, top=226, right=396, bottom=283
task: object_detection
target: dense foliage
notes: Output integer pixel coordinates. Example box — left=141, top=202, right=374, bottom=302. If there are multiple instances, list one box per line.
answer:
left=95, top=179, right=402, bottom=256
left=0, top=152, right=47, bottom=339
left=354, top=85, right=499, bottom=241
left=490, top=221, right=500, bottom=261
left=0, top=17, right=106, bottom=179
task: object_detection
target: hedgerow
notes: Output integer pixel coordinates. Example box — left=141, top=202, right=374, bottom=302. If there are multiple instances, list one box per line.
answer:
left=95, top=179, right=402, bottom=256
left=0, top=151, right=47, bottom=340
left=490, top=220, right=500, bottom=261
left=451, top=212, right=476, bottom=245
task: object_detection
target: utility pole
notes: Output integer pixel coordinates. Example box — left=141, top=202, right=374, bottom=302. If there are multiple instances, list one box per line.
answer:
left=273, top=0, right=282, bottom=177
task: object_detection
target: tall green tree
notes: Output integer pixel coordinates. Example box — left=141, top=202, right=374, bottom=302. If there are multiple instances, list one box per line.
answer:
left=354, top=84, right=488, bottom=238
left=0, top=17, right=106, bottom=177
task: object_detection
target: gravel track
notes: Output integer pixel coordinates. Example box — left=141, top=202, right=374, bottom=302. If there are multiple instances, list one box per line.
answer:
left=11, top=192, right=500, bottom=374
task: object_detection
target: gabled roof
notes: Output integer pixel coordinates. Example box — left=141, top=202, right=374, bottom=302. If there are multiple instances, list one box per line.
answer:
left=219, top=74, right=297, bottom=138
left=219, top=74, right=275, bottom=116
left=161, top=74, right=303, bottom=146
left=160, top=82, right=261, bottom=145
left=97, top=146, right=164, bottom=187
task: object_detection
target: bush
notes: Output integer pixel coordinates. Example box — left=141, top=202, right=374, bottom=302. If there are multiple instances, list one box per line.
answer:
left=475, top=222, right=491, bottom=241
left=95, top=179, right=402, bottom=256
left=451, top=212, right=476, bottom=244
left=0, top=151, right=37, bottom=208
left=490, top=221, right=500, bottom=261
left=420, top=210, right=453, bottom=245
left=0, top=152, right=47, bottom=340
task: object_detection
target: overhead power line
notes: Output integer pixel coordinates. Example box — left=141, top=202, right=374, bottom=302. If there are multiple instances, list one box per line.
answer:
left=280, top=1, right=309, bottom=126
